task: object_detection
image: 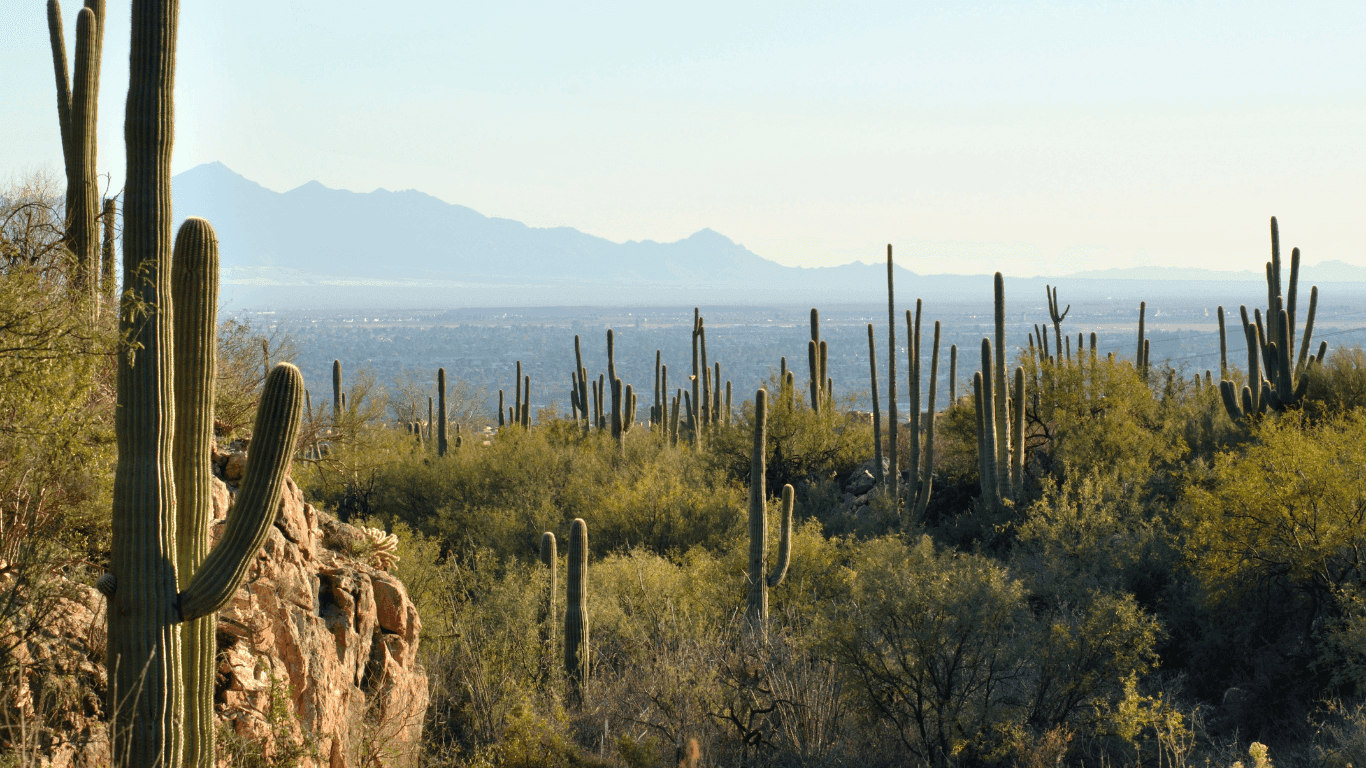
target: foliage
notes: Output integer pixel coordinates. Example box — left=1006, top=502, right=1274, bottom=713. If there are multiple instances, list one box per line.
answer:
left=214, top=317, right=298, bottom=438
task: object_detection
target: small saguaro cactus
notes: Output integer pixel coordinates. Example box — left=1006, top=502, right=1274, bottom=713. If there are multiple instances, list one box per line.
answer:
left=809, top=308, right=823, bottom=412
left=522, top=375, right=531, bottom=428
left=540, top=532, right=557, bottom=645
left=437, top=367, right=448, bottom=457
left=498, top=390, right=505, bottom=428
left=47, top=0, right=106, bottom=298
left=101, top=196, right=116, bottom=301
left=332, top=359, right=343, bottom=424
left=1046, top=284, right=1070, bottom=362
left=866, top=324, right=884, bottom=488
left=1136, top=302, right=1149, bottom=379
left=745, top=389, right=793, bottom=632
left=906, top=307, right=942, bottom=529
left=565, top=518, right=590, bottom=696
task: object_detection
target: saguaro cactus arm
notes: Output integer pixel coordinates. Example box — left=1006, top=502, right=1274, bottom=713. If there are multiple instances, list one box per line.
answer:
left=766, top=484, right=794, bottom=588
left=179, top=364, right=303, bottom=621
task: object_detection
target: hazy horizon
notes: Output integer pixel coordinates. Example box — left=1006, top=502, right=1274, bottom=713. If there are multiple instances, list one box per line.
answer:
left=5, top=1, right=1364, bottom=276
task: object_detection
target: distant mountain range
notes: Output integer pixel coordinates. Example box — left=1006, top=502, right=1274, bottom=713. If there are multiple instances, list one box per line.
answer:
left=170, top=163, right=1366, bottom=310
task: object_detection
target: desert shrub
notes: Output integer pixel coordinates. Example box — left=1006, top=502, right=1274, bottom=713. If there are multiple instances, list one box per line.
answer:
left=305, top=421, right=745, bottom=561
left=215, top=317, right=298, bottom=438
left=704, top=378, right=872, bottom=496
left=820, top=535, right=1031, bottom=765
left=1179, top=411, right=1366, bottom=733
left=1303, top=346, right=1366, bottom=418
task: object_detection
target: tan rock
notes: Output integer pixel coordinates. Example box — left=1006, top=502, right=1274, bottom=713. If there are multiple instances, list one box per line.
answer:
left=11, top=462, right=427, bottom=768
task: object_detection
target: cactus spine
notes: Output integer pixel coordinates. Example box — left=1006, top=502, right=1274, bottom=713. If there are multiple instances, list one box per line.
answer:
left=437, top=367, right=448, bottom=456
left=565, top=518, right=589, bottom=695
left=47, top=0, right=105, bottom=297
left=745, top=389, right=792, bottom=631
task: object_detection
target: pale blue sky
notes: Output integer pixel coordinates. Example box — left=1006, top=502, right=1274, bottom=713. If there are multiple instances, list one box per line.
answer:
left=3, top=0, right=1364, bottom=274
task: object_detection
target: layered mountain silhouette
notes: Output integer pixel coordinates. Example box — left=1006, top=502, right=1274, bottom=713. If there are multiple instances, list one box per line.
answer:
left=170, top=163, right=1364, bottom=310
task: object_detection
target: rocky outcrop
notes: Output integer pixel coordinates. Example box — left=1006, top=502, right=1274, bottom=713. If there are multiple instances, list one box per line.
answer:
left=212, top=447, right=427, bottom=768
left=0, top=449, right=427, bottom=768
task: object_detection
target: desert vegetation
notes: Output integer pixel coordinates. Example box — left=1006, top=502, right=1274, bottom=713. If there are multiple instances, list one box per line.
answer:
left=7, top=1, right=1366, bottom=767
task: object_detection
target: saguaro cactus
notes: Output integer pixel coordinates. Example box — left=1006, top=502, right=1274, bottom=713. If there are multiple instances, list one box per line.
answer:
left=565, top=518, right=589, bottom=695
left=809, top=309, right=822, bottom=413
left=1046, top=285, right=1070, bottom=362
left=332, top=359, right=342, bottom=424
left=437, top=367, right=448, bottom=456
left=1136, top=302, right=1149, bottom=379
left=108, top=6, right=306, bottom=762
left=906, top=309, right=941, bottom=528
left=886, top=245, right=899, bottom=501
left=540, top=532, right=557, bottom=645
left=1218, top=217, right=1328, bottom=422
left=101, top=196, right=116, bottom=301
left=992, top=274, right=1012, bottom=500
left=47, top=0, right=106, bottom=296
left=866, top=324, right=884, bottom=488
left=745, top=389, right=793, bottom=632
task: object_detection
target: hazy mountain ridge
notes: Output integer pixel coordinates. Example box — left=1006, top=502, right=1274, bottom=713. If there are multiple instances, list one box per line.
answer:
left=172, top=163, right=1366, bottom=309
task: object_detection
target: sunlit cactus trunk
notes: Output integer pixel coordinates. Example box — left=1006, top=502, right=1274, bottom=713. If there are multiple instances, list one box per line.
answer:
left=745, top=389, right=794, bottom=634
left=540, top=532, right=557, bottom=647
left=48, top=0, right=106, bottom=299
left=565, top=518, right=589, bottom=698
left=866, top=324, right=884, bottom=488
left=886, top=246, right=899, bottom=501
left=437, top=367, right=448, bottom=456
left=108, top=6, right=305, bottom=763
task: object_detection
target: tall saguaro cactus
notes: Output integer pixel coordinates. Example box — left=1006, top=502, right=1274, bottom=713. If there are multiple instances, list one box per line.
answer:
left=886, top=246, right=899, bottom=500
left=565, top=518, right=590, bottom=696
left=992, top=274, right=1012, bottom=500
left=906, top=308, right=941, bottom=529
left=47, top=0, right=106, bottom=296
left=540, top=532, right=557, bottom=646
left=866, top=324, right=884, bottom=487
left=332, top=359, right=342, bottom=424
left=745, top=389, right=793, bottom=632
left=1218, top=217, right=1328, bottom=423
left=108, top=4, right=305, bottom=764
left=437, top=367, right=448, bottom=456
left=809, top=309, right=823, bottom=413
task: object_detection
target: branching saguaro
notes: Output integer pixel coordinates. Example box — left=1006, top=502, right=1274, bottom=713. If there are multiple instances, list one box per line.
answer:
left=47, top=0, right=106, bottom=297
left=1219, top=217, right=1328, bottom=423
left=905, top=305, right=941, bottom=529
left=745, top=389, right=793, bottom=633
left=106, top=4, right=305, bottom=764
